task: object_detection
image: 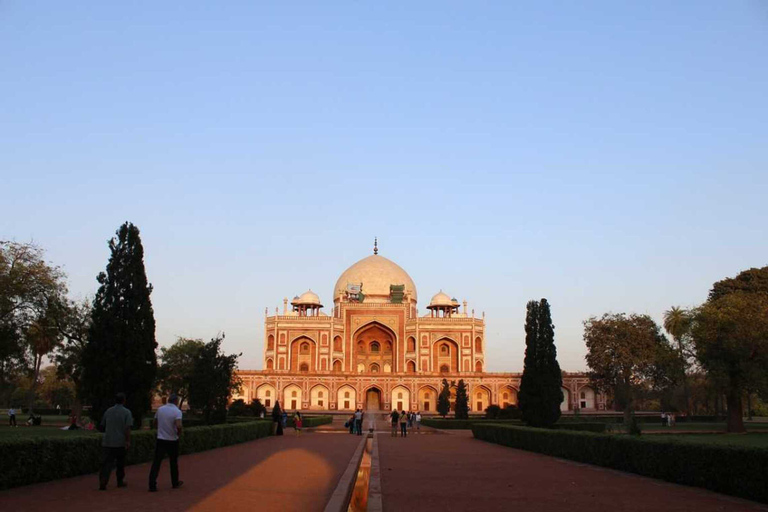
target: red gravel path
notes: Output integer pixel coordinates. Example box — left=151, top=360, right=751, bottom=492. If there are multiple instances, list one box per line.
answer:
left=0, top=432, right=359, bottom=512
left=377, top=431, right=768, bottom=512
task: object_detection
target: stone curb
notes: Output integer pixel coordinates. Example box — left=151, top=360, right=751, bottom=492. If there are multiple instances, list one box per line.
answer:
left=323, top=435, right=367, bottom=512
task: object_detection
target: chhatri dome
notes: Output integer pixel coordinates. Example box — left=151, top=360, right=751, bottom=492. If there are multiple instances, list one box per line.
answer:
left=333, top=240, right=417, bottom=303
left=291, top=289, right=322, bottom=307
left=428, top=290, right=454, bottom=307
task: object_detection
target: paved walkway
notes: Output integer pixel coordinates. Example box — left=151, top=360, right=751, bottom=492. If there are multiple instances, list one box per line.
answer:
left=376, top=430, right=768, bottom=512
left=0, top=431, right=359, bottom=512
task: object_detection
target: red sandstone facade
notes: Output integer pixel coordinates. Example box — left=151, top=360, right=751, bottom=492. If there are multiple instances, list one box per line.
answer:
left=235, top=247, right=605, bottom=413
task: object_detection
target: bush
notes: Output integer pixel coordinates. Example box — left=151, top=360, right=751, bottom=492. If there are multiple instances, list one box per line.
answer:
left=551, top=422, right=607, bottom=433
left=421, top=418, right=523, bottom=430
left=485, top=405, right=501, bottom=419
left=472, top=423, right=768, bottom=504
left=285, top=415, right=333, bottom=428
left=20, top=408, right=71, bottom=416
left=0, top=420, right=272, bottom=489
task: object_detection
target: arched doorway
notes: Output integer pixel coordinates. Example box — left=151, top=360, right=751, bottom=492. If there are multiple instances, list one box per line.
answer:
left=418, top=385, right=437, bottom=412
left=391, top=385, right=411, bottom=412
left=365, top=387, right=382, bottom=411
left=337, top=385, right=356, bottom=411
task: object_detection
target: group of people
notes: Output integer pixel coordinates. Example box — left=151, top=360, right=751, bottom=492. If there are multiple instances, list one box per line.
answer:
left=270, top=401, right=303, bottom=436
left=347, top=408, right=365, bottom=435
left=6, top=407, right=41, bottom=427
left=99, top=392, right=184, bottom=492
left=661, top=412, right=677, bottom=427
left=390, top=410, right=421, bottom=437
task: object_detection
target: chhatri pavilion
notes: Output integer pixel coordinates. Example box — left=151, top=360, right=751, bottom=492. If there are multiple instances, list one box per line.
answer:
left=235, top=242, right=604, bottom=413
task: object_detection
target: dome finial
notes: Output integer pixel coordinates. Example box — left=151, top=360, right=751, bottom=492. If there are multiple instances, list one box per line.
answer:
left=373, top=237, right=378, bottom=255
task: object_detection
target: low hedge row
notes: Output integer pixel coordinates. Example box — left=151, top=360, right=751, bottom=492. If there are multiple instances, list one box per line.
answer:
left=285, top=415, right=333, bottom=428
left=0, top=420, right=272, bottom=490
left=472, top=423, right=768, bottom=503
left=421, top=418, right=523, bottom=429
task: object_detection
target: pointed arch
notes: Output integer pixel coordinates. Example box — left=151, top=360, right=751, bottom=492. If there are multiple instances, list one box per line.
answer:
left=418, top=385, right=438, bottom=413
left=499, top=386, right=518, bottom=408
left=337, top=384, right=356, bottom=411
left=472, top=385, right=492, bottom=413
left=289, top=336, right=317, bottom=372
left=332, top=359, right=342, bottom=373
left=433, top=337, right=460, bottom=373
left=406, top=360, right=416, bottom=373
left=283, top=384, right=302, bottom=411
left=266, top=358, right=274, bottom=370
left=310, top=384, right=329, bottom=410
left=256, top=383, right=276, bottom=409
left=391, top=385, right=411, bottom=412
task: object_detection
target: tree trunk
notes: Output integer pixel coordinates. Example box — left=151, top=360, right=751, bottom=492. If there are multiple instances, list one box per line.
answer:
left=746, top=392, right=753, bottom=420
left=27, top=353, right=44, bottom=413
left=725, top=388, right=745, bottom=433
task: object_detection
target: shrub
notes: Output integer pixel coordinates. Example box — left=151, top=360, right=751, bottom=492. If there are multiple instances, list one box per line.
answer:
left=485, top=405, right=501, bottom=419
left=285, top=415, right=333, bottom=428
left=472, top=424, right=768, bottom=504
left=421, top=418, right=523, bottom=430
left=0, top=420, right=272, bottom=490
left=551, top=423, right=607, bottom=433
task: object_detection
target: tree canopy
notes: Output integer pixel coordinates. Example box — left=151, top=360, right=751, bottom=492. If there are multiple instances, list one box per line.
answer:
left=0, top=241, right=67, bottom=406
left=709, top=266, right=768, bottom=302
left=157, top=337, right=205, bottom=409
left=584, top=312, right=679, bottom=426
left=691, top=292, right=768, bottom=432
left=437, top=378, right=451, bottom=418
left=81, top=222, right=157, bottom=427
left=455, top=379, right=469, bottom=419
left=188, top=334, right=241, bottom=424
left=519, top=299, right=563, bottom=427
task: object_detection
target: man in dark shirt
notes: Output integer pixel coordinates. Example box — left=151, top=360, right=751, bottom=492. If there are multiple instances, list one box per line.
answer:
left=99, top=392, right=133, bottom=490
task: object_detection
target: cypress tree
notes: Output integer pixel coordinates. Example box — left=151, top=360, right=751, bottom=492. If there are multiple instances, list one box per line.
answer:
left=518, top=298, right=563, bottom=427
left=82, top=222, right=157, bottom=427
left=455, top=379, right=469, bottom=419
left=437, top=378, right=451, bottom=418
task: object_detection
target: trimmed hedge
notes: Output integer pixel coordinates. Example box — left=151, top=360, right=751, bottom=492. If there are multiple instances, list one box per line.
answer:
left=285, top=415, right=333, bottom=428
left=0, top=420, right=272, bottom=490
left=472, top=423, right=768, bottom=503
left=421, top=418, right=523, bottom=429
left=551, top=423, right=607, bottom=433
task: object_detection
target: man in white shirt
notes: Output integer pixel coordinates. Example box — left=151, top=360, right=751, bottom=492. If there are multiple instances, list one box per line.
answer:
left=148, top=394, right=183, bottom=492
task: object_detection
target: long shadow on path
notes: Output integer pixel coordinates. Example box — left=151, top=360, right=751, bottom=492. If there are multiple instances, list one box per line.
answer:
left=0, top=432, right=359, bottom=512
left=377, top=430, right=768, bottom=512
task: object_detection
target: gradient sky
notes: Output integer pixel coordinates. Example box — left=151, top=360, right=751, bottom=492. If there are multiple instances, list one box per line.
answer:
left=2, top=2, right=767, bottom=372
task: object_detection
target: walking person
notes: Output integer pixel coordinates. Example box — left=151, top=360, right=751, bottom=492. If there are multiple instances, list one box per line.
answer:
left=98, top=393, right=132, bottom=490
left=390, top=409, right=399, bottom=437
left=293, top=411, right=303, bottom=436
left=272, top=401, right=284, bottom=436
left=407, top=412, right=413, bottom=429
left=148, top=394, right=183, bottom=492
left=354, top=408, right=363, bottom=435
left=399, top=410, right=408, bottom=438
left=8, top=407, right=17, bottom=427
left=415, top=411, right=422, bottom=434
left=348, top=413, right=356, bottom=434
left=281, top=410, right=288, bottom=430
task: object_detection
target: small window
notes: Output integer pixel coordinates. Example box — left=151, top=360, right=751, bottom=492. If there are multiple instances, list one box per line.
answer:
left=300, top=342, right=310, bottom=354
left=345, top=391, right=350, bottom=398
left=398, top=392, right=403, bottom=399
left=503, top=393, right=508, bottom=400
left=318, top=391, right=324, bottom=398
left=440, top=365, right=449, bottom=373
left=580, top=391, right=586, bottom=399
left=441, top=344, right=448, bottom=355
left=299, top=363, right=309, bottom=372
left=266, top=390, right=271, bottom=397
left=292, top=391, right=297, bottom=397
left=370, top=341, right=380, bottom=353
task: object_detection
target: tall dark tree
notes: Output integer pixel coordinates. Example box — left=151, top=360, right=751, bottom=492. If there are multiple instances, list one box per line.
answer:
left=519, top=299, right=563, bottom=427
left=437, top=378, right=451, bottom=418
left=455, top=379, right=469, bottom=419
left=81, top=223, right=157, bottom=427
left=188, top=334, right=241, bottom=424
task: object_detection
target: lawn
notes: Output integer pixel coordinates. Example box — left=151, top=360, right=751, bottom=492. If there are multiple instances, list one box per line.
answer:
left=649, top=433, right=768, bottom=448
left=0, top=426, right=100, bottom=440
left=607, top=421, right=768, bottom=433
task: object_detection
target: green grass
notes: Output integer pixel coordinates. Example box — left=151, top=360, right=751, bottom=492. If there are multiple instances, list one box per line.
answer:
left=0, top=426, right=100, bottom=440
left=605, top=421, right=768, bottom=433
left=649, top=433, right=768, bottom=448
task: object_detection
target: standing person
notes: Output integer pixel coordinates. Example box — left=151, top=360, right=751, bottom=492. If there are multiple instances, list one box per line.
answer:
left=281, top=410, right=288, bottom=430
left=293, top=411, right=303, bottom=436
left=661, top=412, right=666, bottom=427
left=56, top=404, right=61, bottom=415
left=272, top=401, right=284, bottom=436
left=389, top=409, right=399, bottom=437
left=407, top=412, right=413, bottom=429
left=354, top=408, right=363, bottom=436
left=148, top=394, right=183, bottom=492
left=399, top=410, right=408, bottom=437
left=8, top=407, right=17, bottom=427
left=348, top=413, right=356, bottom=434
left=99, top=393, right=133, bottom=491
left=415, top=411, right=422, bottom=434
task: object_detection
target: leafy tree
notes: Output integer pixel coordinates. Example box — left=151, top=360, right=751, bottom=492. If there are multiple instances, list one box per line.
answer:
left=81, top=223, right=157, bottom=427
left=437, top=378, right=451, bottom=418
left=249, top=398, right=266, bottom=417
left=157, top=337, right=204, bottom=409
left=188, top=334, right=241, bottom=424
left=691, top=292, right=768, bottom=433
left=584, top=313, right=680, bottom=428
left=52, top=298, right=91, bottom=420
left=455, top=379, right=469, bottom=419
left=38, top=365, right=75, bottom=408
left=709, top=266, right=768, bottom=301
left=519, top=299, right=563, bottom=427
left=663, top=306, right=694, bottom=413
left=0, top=241, right=67, bottom=405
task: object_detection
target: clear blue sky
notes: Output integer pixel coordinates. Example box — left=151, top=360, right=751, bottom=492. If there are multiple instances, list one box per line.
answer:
left=2, top=2, right=767, bottom=371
